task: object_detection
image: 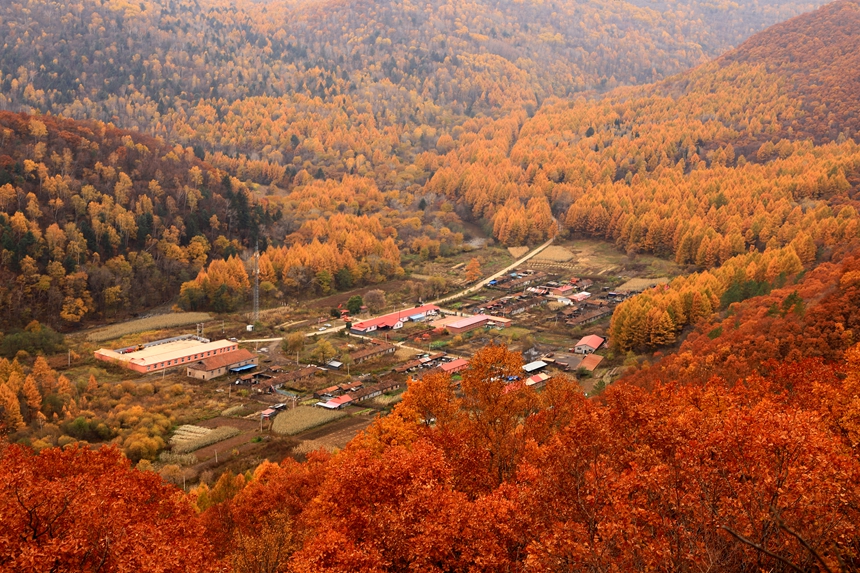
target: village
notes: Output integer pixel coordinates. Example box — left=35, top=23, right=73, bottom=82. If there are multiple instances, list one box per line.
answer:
left=80, top=240, right=677, bottom=478
left=67, top=240, right=677, bottom=483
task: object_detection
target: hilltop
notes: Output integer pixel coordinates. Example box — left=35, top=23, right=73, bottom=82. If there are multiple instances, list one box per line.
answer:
left=0, top=0, right=829, bottom=188
left=721, top=0, right=860, bottom=142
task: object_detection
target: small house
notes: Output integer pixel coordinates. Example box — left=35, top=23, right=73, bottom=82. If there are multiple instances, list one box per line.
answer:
left=574, top=335, right=606, bottom=354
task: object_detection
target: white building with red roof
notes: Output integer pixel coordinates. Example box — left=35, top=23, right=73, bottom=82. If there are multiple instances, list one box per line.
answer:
left=350, top=304, right=440, bottom=333
left=574, top=335, right=605, bottom=354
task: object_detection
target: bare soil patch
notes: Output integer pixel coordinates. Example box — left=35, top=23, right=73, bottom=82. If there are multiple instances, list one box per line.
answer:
left=192, top=432, right=259, bottom=461
left=533, top=245, right=575, bottom=262
left=507, top=246, right=529, bottom=258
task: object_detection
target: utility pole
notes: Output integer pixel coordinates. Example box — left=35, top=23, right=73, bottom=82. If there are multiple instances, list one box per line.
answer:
left=253, top=242, right=260, bottom=325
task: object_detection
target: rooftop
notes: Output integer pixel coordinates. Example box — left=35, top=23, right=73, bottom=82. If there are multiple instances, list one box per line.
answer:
left=441, top=358, right=469, bottom=372
left=352, top=304, right=440, bottom=330
left=523, top=360, right=548, bottom=373
left=98, top=339, right=236, bottom=367
left=430, top=315, right=463, bottom=328
left=273, top=366, right=322, bottom=384
left=350, top=342, right=396, bottom=361
left=526, top=373, right=551, bottom=386
left=447, top=314, right=510, bottom=330
left=580, top=354, right=605, bottom=372
left=576, top=335, right=606, bottom=350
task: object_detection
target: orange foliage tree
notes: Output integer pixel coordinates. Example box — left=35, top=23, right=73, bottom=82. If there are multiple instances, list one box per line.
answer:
left=0, top=444, right=219, bottom=572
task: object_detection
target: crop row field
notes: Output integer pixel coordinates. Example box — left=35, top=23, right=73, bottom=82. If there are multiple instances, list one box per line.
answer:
left=272, top=406, right=347, bottom=435
left=170, top=425, right=241, bottom=454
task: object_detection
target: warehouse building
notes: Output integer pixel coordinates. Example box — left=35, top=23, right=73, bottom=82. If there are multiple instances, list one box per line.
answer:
left=95, top=336, right=241, bottom=374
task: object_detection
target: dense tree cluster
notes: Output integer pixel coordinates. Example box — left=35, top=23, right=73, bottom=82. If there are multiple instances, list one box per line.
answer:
left=0, top=445, right=216, bottom=572
left=624, top=247, right=860, bottom=386
left=0, top=0, right=829, bottom=193
left=179, top=213, right=405, bottom=310
left=609, top=243, right=812, bottom=351
left=721, top=0, right=860, bottom=143
left=0, top=4, right=851, bottom=210
left=0, top=0, right=852, bottom=330
left=4, top=342, right=860, bottom=571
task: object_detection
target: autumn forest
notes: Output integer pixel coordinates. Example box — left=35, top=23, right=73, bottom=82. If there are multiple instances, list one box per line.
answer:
left=2, top=0, right=860, bottom=570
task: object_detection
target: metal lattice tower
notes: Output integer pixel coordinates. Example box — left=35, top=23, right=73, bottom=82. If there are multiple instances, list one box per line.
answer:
left=253, top=242, right=260, bottom=324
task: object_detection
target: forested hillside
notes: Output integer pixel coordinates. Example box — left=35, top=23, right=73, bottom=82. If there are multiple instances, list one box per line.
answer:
left=0, top=0, right=856, bottom=331
left=624, top=247, right=860, bottom=386
left=4, top=2, right=860, bottom=571
left=425, top=0, right=860, bottom=345
left=0, top=0, right=827, bottom=189
left=0, top=111, right=279, bottom=327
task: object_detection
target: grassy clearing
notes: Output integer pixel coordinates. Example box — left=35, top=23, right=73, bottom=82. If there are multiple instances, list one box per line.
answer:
left=170, top=425, right=241, bottom=453
left=86, top=312, right=213, bottom=342
left=293, top=439, right=338, bottom=455
left=561, top=239, right=683, bottom=278
left=271, top=406, right=346, bottom=435
left=501, top=326, right=532, bottom=340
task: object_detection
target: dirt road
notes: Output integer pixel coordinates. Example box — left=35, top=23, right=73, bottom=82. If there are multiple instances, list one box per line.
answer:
left=429, top=234, right=556, bottom=306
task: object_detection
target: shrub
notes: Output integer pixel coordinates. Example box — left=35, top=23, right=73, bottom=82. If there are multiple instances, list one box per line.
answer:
left=62, top=416, right=115, bottom=442
left=0, top=323, right=65, bottom=358
left=158, top=451, right=199, bottom=466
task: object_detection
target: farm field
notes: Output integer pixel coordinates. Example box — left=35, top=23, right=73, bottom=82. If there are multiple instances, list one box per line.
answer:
left=272, top=406, right=347, bottom=435
left=85, top=313, right=213, bottom=342
left=293, top=415, right=376, bottom=453
left=171, top=425, right=241, bottom=454
left=532, top=245, right=575, bottom=263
